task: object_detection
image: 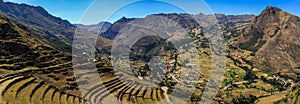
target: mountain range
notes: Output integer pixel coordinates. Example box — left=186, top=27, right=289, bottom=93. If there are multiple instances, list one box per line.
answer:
left=0, top=0, right=299, bottom=103
left=98, top=13, right=255, bottom=40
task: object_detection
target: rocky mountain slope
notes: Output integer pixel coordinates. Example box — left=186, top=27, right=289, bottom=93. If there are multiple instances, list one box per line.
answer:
left=237, top=6, right=300, bottom=79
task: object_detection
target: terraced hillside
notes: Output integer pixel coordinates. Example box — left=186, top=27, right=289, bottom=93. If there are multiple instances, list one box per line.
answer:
left=182, top=22, right=300, bottom=103
left=77, top=9, right=300, bottom=103
left=0, top=13, right=88, bottom=103
left=1, top=3, right=300, bottom=104
left=0, top=11, right=178, bottom=104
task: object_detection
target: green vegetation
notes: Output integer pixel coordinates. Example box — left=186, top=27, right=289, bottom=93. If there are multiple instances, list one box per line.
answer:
left=239, top=28, right=266, bottom=52
left=46, top=37, right=71, bottom=53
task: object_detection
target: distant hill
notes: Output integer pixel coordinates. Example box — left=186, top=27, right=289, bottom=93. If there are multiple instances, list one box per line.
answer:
left=237, top=6, right=300, bottom=79
left=100, top=13, right=255, bottom=40
left=215, top=14, right=255, bottom=23
left=75, top=22, right=111, bottom=34
left=100, top=17, right=135, bottom=39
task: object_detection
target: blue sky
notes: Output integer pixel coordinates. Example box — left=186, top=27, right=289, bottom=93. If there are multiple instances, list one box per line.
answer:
left=4, top=0, right=300, bottom=24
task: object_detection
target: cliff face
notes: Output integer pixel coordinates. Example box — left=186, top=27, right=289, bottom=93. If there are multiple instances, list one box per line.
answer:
left=238, top=6, right=300, bottom=78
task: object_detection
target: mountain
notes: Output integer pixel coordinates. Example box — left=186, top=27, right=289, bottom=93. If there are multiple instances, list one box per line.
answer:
left=0, top=13, right=90, bottom=103
left=96, top=8, right=300, bottom=103
left=0, top=0, right=75, bottom=51
left=75, top=22, right=111, bottom=34
left=1, top=2, right=300, bottom=103
left=0, top=0, right=111, bottom=52
left=100, top=13, right=255, bottom=40
left=100, top=17, right=135, bottom=39
left=215, top=14, right=255, bottom=23
left=237, top=6, right=300, bottom=79
left=0, top=0, right=73, bottom=30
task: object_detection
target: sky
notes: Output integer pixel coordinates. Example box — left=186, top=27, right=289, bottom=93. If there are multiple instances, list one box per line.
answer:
left=4, top=0, right=300, bottom=25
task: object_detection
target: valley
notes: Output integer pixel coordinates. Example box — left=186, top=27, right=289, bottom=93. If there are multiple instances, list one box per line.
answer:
left=0, top=0, right=299, bottom=103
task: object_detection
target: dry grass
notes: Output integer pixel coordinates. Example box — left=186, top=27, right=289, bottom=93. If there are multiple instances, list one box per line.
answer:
left=255, top=91, right=288, bottom=104
left=231, top=88, right=269, bottom=99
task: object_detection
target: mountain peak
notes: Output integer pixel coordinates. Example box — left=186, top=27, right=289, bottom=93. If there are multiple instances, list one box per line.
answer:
left=238, top=6, right=300, bottom=77
left=117, top=16, right=135, bottom=22
left=265, top=6, right=282, bottom=11
left=239, top=6, right=293, bottom=52
left=252, top=6, right=298, bottom=28
left=260, top=6, right=284, bottom=16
